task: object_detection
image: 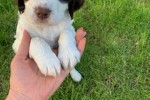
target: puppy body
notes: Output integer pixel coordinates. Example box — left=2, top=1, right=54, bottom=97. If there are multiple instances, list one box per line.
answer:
left=13, top=0, right=83, bottom=82
left=13, top=14, right=72, bottom=51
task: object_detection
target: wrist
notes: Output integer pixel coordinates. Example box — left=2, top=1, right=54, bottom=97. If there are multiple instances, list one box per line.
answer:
left=6, top=89, right=31, bottom=100
left=6, top=89, right=49, bottom=100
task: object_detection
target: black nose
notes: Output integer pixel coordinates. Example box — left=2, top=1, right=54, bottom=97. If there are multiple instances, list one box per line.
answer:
left=35, top=7, right=50, bottom=20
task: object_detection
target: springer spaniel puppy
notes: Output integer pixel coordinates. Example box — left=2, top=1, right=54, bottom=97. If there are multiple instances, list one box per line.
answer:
left=12, top=0, right=84, bottom=82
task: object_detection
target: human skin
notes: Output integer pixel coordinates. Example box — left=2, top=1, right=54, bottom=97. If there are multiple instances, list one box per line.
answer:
left=6, top=28, right=86, bottom=100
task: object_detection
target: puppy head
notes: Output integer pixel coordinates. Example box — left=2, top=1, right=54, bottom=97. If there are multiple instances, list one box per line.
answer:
left=13, top=0, right=84, bottom=25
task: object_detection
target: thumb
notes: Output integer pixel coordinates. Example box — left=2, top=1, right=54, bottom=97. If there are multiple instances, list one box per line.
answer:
left=16, top=30, right=31, bottom=60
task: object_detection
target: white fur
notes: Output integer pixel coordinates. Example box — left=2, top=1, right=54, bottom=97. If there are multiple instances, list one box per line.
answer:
left=70, top=68, right=82, bottom=82
left=13, top=0, right=82, bottom=81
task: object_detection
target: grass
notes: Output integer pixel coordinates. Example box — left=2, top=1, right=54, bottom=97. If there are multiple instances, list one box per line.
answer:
left=0, top=0, right=150, bottom=99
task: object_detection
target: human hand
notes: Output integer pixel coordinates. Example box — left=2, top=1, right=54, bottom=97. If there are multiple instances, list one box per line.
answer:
left=7, top=28, right=86, bottom=100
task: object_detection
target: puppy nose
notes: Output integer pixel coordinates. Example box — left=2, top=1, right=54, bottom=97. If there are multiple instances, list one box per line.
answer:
left=35, top=7, right=50, bottom=19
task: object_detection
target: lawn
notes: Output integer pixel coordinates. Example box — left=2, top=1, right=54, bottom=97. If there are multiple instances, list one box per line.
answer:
left=0, top=0, right=150, bottom=99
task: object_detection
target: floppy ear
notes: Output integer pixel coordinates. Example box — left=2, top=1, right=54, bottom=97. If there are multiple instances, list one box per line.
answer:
left=13, top=0, right=25, bottom=14
left=69, top=0, right=84, bottom=19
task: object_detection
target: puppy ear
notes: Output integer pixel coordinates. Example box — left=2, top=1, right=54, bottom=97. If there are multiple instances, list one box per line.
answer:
left=13, top=0, right=25, bottom=14
left=69, top=0, right=84, bottom=19
left=18, top=0, right=25, bottom=14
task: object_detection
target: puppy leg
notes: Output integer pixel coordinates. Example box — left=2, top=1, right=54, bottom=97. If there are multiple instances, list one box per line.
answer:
left=58, top=28, right=81, bottom=69
left=70, top=68, right=82, bottom=82
left=58, top=27, right=82, bottom=82
left=29, top=38, right=61, bottom=76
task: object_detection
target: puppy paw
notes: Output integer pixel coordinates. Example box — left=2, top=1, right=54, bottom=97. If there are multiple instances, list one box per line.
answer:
left=36, top=55, right=61, bottom=77
left=58, top=46, right=81, bottom=69
left=70, top=68, right=82, bottom=82
left=30, top=38, right=61, bottom=77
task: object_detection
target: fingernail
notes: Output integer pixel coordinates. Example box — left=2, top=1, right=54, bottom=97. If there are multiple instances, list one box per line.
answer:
left=82, top=32, right=87, bottom=37
left=80, top=27, right=83, bottom=30
left=23, top=30, right=26, bottom=33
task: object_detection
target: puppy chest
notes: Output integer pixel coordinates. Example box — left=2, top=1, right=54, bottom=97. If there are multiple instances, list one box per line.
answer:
left=45, top=34, right=60, bottom=48
left=30, top=30, right=61, bottom=48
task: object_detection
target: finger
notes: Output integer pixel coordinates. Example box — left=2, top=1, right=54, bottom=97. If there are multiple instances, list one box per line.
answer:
left=76, top=28, right=86, bottom=43
left=78, top=38, right=86, bottom=55
left=16, top=30, right=31, bottom=60
left=76, top=28, right=86, bottom=44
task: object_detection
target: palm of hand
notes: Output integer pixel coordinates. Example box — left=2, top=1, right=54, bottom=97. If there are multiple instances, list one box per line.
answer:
left=9, top=28, right=86, bottom=99
left=11, top=58, right=70, bottom=99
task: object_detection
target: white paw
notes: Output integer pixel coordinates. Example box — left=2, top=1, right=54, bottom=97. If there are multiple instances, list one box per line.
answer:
left=36, top=55, right=61, bottom=77
left=58, top=47, right=81, bottom=69
left=70, top=68, right=82, bottom=82
left=29, top=38, right=61, bottom=77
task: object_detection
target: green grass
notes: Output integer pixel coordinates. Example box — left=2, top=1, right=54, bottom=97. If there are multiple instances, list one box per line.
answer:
left=0, top=0, right=150, bottom=99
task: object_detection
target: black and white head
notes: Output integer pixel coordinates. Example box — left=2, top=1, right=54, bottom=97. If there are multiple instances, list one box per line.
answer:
left=14, top=0, right=84, bottom=25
